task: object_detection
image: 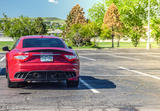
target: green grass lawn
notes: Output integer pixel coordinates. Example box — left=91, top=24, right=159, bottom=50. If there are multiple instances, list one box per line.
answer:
left=97, top=42, right=160, bottom=49
left=0, top=41, right=159, bottom=51
left=74, top=42, right=160, bottom=49
left=0, top=41, right=15, bottom=51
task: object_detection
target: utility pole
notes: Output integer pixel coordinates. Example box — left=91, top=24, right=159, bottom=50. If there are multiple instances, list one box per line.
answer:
left=158, top=0, right=160, bottom=18
left=146, top=0, right=151, bottom=49
left=104, top=0, right=107, bottom=10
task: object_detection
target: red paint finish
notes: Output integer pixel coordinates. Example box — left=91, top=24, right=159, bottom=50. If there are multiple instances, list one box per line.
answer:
left=5, top=36, right=80, bottom=82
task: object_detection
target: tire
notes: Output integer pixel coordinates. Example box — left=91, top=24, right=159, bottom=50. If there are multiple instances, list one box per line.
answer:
left=7, top=75, right=24, bottom=88
left=5, top=71, right=8, bottom=79
left=67, top=78, right=79, bottom=88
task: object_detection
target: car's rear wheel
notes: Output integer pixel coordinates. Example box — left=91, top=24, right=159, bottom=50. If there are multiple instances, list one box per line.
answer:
left=67, top=78, right=79, bottom=88
left=7, top=77, right=20, bottom=88
left=7, top=73, right=24, bottom=88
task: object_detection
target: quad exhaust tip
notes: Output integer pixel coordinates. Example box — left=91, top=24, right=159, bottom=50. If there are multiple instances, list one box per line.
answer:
left=33, top=72, right=40, bottom=78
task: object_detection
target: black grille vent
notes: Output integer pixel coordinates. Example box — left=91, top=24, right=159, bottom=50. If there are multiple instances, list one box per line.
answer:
left=14, top=72, right=28, bottom=79
left=14, top=71, right=76, bottom=81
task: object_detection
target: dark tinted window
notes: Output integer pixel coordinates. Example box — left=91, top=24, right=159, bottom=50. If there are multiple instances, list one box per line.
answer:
left=23, top=38, right=65, bottom=48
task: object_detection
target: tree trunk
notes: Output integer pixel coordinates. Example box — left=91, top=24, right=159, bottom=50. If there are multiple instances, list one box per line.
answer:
left=134, top=44, right=137, bottom=47
left=112, top=34, right=114, bottom=48
left=117, top=40, right=120, bottom=47
left=117, top=36, right=120, bottom=47
left=94, top=37, right=97, bottom=47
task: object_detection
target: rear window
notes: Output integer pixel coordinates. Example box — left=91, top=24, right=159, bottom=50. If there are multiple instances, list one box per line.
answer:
left=23, top=38, right=65, bottom=48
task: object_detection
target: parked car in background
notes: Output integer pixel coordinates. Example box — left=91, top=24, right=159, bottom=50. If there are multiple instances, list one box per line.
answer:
left=3, top=35, right=80, bottom=88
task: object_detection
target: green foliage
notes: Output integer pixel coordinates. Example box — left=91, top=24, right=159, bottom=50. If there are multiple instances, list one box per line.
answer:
left=122, top=4, right=145, bottom=47
left=103, top=3, right=122, bottom=48
left=66, top=22, right=100, bottom=47
left=103, top=0, right=158, bottom=23
left=0, top=15, right=32, bottom=40
left=88, top=2, right=105, bottom=26
left=33, top=17, right=47, bottom=35
left=151, top=18, right=160, bottom=44
left=88, top=0, right=159, bottom=47
left=89, top=22, right=101, bottom=37
left=88, top=22, right=101, bottom=46
left=0, top=14, right=47, bottom=39
left=64, top=4, right=86, bottom=38
left=66, top=24, right=82, bottom=46
left=128, top=27, right=143, bottom=47
left=100, top=26, right=111, bottom=40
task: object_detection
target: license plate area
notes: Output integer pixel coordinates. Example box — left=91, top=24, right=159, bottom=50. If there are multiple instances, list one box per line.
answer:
left=40, top=55, right=53, bottom=62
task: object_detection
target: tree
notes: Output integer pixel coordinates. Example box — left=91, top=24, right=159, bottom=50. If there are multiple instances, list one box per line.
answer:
left=0, top=14, right=24, bottom=40
left=89, top=0, right=158, bottom=26
left=80, top=22, right=100, bottom=46
left=66, top=22, right=100, bottom=47
left=79, top=24, right=92, bottom=46
left=0, top=14, right=47, bottom=40
left=89, top=22, right=101, bottom=46
left=103, top=3, right=122, bottom=48
left=100, top=25, right=111, bottom=40
left=18, top=16, right=35, bottom=36
left=151, top=18, right=160, bottom=44
left=122, top=4, right=145, bottom=47
left=66, top=24, right=82, bottom=47
left=88, top=2, right=106, bottom=26
left=0, top=14, right=11, bottom=37
left=33, top=17, right=47, bottom=35
left=64, top=4, right=86, bottom=38
left=89, top=0, right=159, bottom=47
left=0, top=15, right=35, bottom=40
left=129, top=27, right=144, bottom=47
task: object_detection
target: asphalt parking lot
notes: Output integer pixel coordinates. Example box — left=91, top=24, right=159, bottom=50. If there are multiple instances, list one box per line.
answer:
left=1, top=49, right=160, bottom=111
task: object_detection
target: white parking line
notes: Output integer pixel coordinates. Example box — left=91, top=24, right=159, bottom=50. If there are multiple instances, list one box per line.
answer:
left=147, top=55, right=160, bottom=58
left=80, top=52, right=160, bottom=55
left=79, top=56, right=96, bottom=61
left=106, top=54, right=140, bottom=61
left=80, top=53, right=140, bottom=61
left=119, top=66, right=160, bottom=80
left=80, top=78, right=100, bottom=94
left=0, top=56, right=5, bottom=62
left=113, top=53, right=160, bottom=55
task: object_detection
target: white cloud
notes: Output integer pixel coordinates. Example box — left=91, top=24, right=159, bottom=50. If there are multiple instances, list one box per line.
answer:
left=48, top=0, right=58, bottom=4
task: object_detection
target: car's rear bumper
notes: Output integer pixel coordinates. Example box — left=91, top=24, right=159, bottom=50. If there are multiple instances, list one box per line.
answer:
left=9, top=63, right=79, bottom=82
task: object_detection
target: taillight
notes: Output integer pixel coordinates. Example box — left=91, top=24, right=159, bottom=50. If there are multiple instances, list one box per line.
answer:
left=65, top=55, right=77, bottom=60
left=64, top=55, right=78, bottom=62
left=14, top=55, right=29, bottom=60
left=14, top=53, right=30, bottom=62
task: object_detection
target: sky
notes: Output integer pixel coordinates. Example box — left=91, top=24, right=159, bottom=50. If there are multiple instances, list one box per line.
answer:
left=0, top=0, right=100, bottom=19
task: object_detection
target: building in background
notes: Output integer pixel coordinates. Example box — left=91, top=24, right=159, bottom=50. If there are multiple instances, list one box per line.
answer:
left=47, top=29, right=63, bottom=37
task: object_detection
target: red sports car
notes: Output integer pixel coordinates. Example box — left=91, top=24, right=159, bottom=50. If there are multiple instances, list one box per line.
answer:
left=3, top=36, right=80, bottom=88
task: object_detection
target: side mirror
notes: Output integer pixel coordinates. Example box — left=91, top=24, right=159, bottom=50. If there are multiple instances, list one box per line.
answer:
left=2, top=46, right=10, bottom=51
left=68, top=46, right=72, bottom=49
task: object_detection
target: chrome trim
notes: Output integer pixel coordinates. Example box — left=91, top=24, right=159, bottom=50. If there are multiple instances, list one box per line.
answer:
left=72, top=64, right=78, bottom=66
left=32, top=54, right=61, bottom=56
left=72, top=68, right=77, bottom=71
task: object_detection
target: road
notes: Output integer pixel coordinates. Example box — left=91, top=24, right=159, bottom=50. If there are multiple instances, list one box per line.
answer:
left=0, top=49, right=160, bottom=111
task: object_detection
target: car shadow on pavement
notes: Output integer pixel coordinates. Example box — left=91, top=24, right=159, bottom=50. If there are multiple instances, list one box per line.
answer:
left=81, top=76, right=116, bottom=89
left=23, top=76, right=116, bottom=90
left=0, top=68, right=6, bottom=76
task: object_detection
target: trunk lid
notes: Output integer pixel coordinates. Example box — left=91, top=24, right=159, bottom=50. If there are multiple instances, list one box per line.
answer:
left=20, top=48, right=74, bottom=63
